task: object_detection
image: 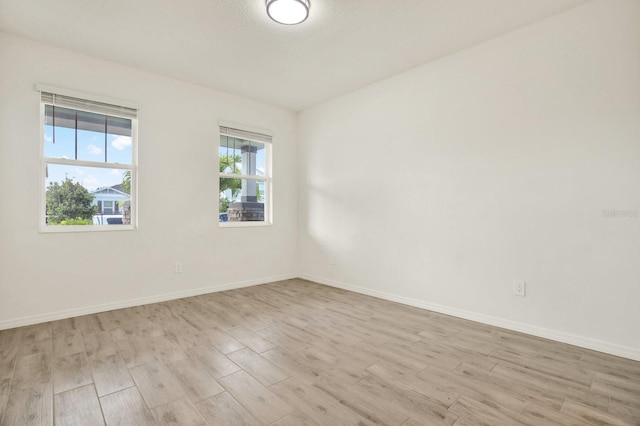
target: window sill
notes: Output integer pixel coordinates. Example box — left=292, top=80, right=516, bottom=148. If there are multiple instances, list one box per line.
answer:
left=39, top=225, right=137, bottom=233
left=219, top=221, right=272, bottom=228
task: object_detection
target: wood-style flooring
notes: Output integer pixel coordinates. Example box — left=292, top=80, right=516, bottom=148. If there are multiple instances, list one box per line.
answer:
left=0, top=279, right=638, bottom=425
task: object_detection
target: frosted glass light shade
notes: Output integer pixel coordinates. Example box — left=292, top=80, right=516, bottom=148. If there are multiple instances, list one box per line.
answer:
left=266, top=0, right=310, bottom=25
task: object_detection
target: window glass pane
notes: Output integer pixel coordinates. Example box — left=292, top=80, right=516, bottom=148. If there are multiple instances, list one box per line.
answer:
left=43, top=105, right=133, bottom=165
left=44, top=105, right=76, bottom=129
left=44, top=105, right=76, bottom=159
left=45, top=164, right=132, bottom=226
left=107, top=135, right=132, bottom=165
left=219, top=137, right=242, bottom=174
left=254, top=142, right=266, bottom=177
left=219, top=135, right=266, bottom=176
left=107, top=116, right=133, bottom=165
left=219, top=178, right=266, bottom=222
left=77, top=129, right=106, bottom=162
left=76, top=110, right=107, bottom=133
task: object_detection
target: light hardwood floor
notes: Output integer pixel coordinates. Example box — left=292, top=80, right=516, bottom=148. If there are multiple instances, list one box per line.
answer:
left=0, top=279, right=638, bottom=425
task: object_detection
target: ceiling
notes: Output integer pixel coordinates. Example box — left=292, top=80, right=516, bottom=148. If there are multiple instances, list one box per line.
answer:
left=0, top=0, right=590, bottom=111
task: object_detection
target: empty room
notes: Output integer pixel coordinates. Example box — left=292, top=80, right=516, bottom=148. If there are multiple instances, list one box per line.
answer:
left=0, top=0, right=639, bottom=424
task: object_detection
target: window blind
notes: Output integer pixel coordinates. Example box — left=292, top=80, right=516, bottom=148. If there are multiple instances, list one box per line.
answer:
left=41, top=92, right=136, bottom=137
left=220, top=126, right=272, bottom=144
left=41, top=92, right=138, bottom=119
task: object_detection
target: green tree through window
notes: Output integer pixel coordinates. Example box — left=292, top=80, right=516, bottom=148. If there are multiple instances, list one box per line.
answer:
left=219, top=154, right=242, bottom=212
left=46, top=178, right=97, bottom=225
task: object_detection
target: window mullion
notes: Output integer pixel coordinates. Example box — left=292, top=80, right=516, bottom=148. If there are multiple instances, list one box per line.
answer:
left=74, top=110, right=78, bottom=160
left=104, top=114, right=108, bottom=163
left=52, top=105, right=56, bottom=145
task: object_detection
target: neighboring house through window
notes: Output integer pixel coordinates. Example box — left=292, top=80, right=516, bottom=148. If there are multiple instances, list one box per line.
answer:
left=219, top=124, right=272, bottom=226
left=92, top=184, right=130, bottom=224
left=39, top=87, right=138, bottom=230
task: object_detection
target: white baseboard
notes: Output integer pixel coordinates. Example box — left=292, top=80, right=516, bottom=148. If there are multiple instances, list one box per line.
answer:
left=299, top=273, right=640, bottom=362
left=0, top=273, right=297, bottom=331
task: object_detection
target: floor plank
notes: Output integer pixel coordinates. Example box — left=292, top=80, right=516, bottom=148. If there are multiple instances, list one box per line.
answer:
left=261, top=347, right=328, bottom=385
left=355, top=374, right=459, bottom=425
left=2, top=383, right=53, bottom=426
left=90, top=353, right=135, bottom=397
left=560, top=399, right=629, bottom=426
left=517, top=401, right=589, bottom=426
left=227, top=348, right=290, bottom=386
left=218, top=370, right=293, bottom=425
left=166, top=357, right=225, bottom=403
left=368, top=360, right=459, bottom=407
left=54, top=384, right=104, bottom=426
left=608, top=399, right=640, bottom=425
left=189, top=344, right=241, bottom=379
left=129, top=360, right=186, bottom=408
left=0, top=345, right=20, bottom=380
left=449, top=395, right=524, bottom=426
left=116, top=336, right=157, bottom=368
left=270, top=377, right=376, bottom=426
left=152, top=397, right=208, bottom=425
left=53, top=329, right=85, bottom=358
left=313, top=375, right=410, bottom=425
left=194, top=392, right=261, bottom=426
left=52, top=351, right=93, bottom=394
left=99, top=386, right=156, bottom=426
left=12, top=352, right=51, bottom=388
left=227, top=326, right=277, bottom=353
left=268, top=411, right=315, bottom=426
left=198, top=327, right=245, bottom=354
left=0, top=377, right=12, bottom=424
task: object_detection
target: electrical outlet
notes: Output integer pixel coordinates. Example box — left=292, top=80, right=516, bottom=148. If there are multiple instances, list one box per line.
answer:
left=513, top=281, right=526, bottom=297
left=330, top=255, right=337, bottom=266
left=175, top=261, right=183, bottom=274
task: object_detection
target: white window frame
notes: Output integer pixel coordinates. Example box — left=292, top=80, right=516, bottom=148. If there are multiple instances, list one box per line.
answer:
left=218, top=122, right=272, bottom=228
left=38, top=85, right=139, bottom=233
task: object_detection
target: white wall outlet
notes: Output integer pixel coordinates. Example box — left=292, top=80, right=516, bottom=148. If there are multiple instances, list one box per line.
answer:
left=175, top=261, right=183, bottom=274
left=330, top=255, right=337, bottom=266
left=513, top=281, right=526, bottom=297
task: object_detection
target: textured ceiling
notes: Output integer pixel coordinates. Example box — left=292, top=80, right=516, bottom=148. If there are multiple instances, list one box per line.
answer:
left=0, top=0, right=590, bottom=111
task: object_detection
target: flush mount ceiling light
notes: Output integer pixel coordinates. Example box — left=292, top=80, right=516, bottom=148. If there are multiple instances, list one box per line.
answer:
left=266, top=0, right=310, bottom=25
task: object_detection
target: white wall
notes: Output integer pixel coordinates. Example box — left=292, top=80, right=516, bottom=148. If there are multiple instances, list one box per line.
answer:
left=0, top=32, right=298, bottom=327
left=298, top=0, right=640, bottom=359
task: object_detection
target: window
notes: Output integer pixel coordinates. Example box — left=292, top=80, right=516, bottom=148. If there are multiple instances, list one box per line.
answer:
left=102, top=201, right=115, bottom=214
left=219, top=125, right=272, bottom=226
left=40, top=89, right=137, bottom=231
